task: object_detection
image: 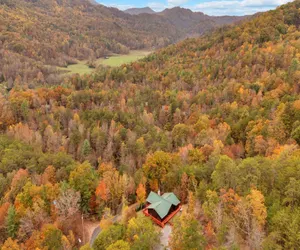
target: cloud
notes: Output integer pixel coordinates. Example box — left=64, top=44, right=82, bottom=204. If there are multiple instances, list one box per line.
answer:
left=193, top=0, right=292, bottom=16
left=148, top=1, right=167, bottom=11
left=168, top=0, right=189, bottom=6
left=241, top=0, right=291, bottom=7
left=149, top=0, right=189, bottom=11
left=100, top=2, right=135, bottom=10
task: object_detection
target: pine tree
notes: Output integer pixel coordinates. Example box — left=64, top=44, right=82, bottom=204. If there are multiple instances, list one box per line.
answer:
left=5, top=205, right=18, bottom=238
left=82, top=139, right=92, bottom=157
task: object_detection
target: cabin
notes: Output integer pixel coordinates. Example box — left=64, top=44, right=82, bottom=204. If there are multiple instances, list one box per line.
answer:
left=143, top=191, right=181, bottom=227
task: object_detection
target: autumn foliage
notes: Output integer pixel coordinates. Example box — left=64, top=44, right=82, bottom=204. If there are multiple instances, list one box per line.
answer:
left=0, top=0, right=299, bottom=249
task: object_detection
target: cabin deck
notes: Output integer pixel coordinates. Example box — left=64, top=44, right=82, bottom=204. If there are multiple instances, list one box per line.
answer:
left=143, top=204, right=181, bottom=228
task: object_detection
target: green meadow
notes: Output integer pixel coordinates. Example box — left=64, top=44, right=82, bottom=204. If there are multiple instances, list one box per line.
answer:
left=59, top=50, right=151, bottom=75
left=98, top=50, right=151, bottom=67
left=63, top=62, right=94, bottom=75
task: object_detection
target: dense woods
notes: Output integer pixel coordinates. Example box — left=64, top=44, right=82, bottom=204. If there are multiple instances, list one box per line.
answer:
left=0, top=0, right=245, bottom=87
left=0, top=0, right=300, bottom=249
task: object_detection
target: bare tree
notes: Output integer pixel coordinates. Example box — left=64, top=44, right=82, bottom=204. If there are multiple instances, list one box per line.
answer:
left=55, top=189, right=81, bottom=221
left=19, top=208, right=50, bottom=240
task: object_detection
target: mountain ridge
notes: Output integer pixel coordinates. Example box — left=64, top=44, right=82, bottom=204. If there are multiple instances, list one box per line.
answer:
left=124, top=6, right=249, bottom=36
left=124, top=7, right=155, bottom=15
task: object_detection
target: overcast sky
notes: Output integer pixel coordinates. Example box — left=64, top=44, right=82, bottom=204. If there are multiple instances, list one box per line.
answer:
left=98, top=0, right=292, bottom=16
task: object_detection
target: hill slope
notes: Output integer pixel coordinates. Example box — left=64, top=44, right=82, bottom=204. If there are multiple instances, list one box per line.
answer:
left=0, top=0, right=247, bottom=86
left=0, top=0, right=179, bottom=86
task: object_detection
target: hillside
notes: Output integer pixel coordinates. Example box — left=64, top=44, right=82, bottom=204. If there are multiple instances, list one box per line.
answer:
left=0, top=0, right=300, bottom=249
left=0, top=0, right=247, bottom=87
left=0, top=0, right=179, bottom=87
left=124, top=7, right=155, bottom=15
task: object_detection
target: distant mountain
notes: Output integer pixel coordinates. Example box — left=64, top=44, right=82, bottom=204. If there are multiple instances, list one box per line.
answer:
left=158, top=7, right=248, bottom=36
left=124, top=7, right=155, bottom=15
left=158, top=7, right=214, bottom=35
left=123, top=7, right=248, bottom=37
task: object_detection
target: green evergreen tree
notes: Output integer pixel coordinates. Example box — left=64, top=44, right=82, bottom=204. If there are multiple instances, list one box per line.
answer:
left=82, top=139, right=92, bottom=157
left=5, top=205, right=19, bottom=238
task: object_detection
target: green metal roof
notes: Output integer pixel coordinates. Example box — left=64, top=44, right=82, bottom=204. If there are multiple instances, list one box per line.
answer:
left=148, top=200, right=172, bottom=219
left=146, top=191, right=162, bottom=204
left=146, top=191, right=180, bottom=219
left=162, top=193, right=180, bottom=206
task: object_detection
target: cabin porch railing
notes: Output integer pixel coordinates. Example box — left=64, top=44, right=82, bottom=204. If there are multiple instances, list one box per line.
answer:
left=143, top=204, right=181, bottom=228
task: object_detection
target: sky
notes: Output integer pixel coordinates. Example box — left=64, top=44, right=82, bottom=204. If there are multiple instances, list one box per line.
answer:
left=98, top=0, right=292, bottom=16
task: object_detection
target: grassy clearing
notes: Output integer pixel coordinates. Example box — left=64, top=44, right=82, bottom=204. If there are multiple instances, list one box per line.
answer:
left=64, top=62, right=94, bottom=75
left=58, top=50, right=151, bottom=75
left=57, top=61, right=93, bottom=75
left=97, top=50, right=151, bottom=67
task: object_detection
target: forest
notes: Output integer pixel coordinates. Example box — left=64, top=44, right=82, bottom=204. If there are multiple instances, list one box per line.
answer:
left=0, top=0, right=300, bottom=249
left=0, top=0, right=245, bottom=87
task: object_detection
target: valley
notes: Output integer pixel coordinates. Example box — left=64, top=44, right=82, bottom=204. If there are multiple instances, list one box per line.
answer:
left=0, top=0, right=247, bottom=87
left=0, top=0, right=299, bottom=249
